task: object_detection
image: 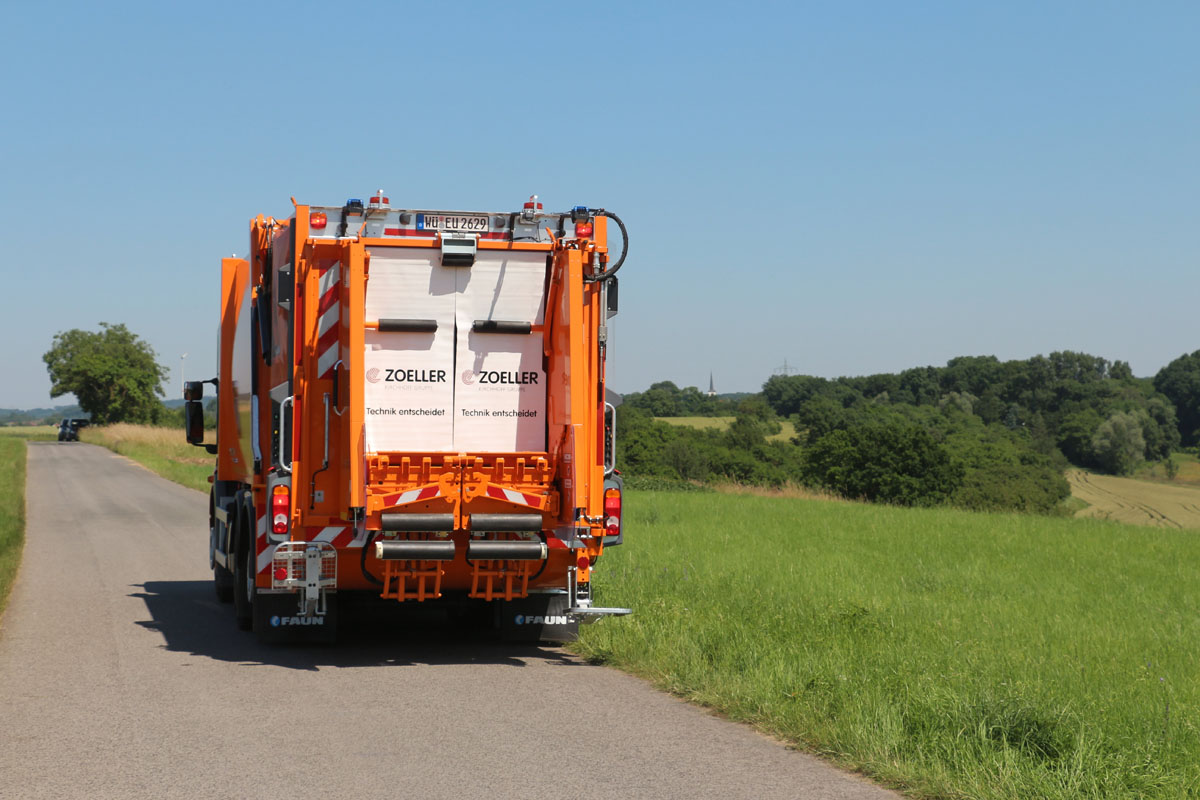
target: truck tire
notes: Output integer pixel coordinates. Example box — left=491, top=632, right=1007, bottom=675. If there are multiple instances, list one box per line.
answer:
left=213, top=565, right=234, bottom=603
left=233, top=519, right=254, bottom=631
left=211, top=490, right=234, bottom=602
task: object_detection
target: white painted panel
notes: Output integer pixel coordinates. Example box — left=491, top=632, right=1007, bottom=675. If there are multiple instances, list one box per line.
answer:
left=453, top=251, right=548, bottom=451
left=454, top=330, right=547, bottom=451
left=362, top=250, right=455, bottom=452
left=454, top=250, right=547, bottom=324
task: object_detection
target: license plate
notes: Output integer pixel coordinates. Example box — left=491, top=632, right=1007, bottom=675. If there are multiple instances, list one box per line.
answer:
left=417, top=213, right=489, bottom=233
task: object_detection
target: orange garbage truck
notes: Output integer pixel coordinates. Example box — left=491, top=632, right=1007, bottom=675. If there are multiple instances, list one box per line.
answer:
left=185, top=192, right=628, bottom=642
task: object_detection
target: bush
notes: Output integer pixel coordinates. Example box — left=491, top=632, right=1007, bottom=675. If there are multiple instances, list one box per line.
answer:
left=953, top=463, right=1071, bottom=514
left=802, top=422, right=963, bottom=506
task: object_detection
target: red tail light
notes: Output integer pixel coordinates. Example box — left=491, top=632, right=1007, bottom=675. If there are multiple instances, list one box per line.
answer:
left=272, top=485, right=290, bottom=535
left=574, top=222, right=593, bottom=238
left=604, top=488, right=621, bottom=538
left=309, top=211, right=328, bottom=229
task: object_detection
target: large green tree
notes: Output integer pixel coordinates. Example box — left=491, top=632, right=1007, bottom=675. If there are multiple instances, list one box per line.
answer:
left=1154, top=351, right=1200, bottom=446
left=1090, top=411, right=1146, bottom=476
left=43, top=323, right=169, bottom=424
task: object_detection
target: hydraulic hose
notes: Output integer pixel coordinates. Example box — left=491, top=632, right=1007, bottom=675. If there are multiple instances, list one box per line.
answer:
left=585, top=210, right=627, bottom=283
left=360, top=530, right=383, bottom=587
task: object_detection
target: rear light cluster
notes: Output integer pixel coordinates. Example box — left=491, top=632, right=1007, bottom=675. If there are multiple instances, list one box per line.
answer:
left=271, top=484, right=290, bottom=536
left=309, top=211, right=328, bottom=229
left=604, top=488, right=621, bottom=538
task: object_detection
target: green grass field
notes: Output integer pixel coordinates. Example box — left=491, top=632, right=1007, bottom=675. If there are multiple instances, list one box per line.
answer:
left=0, top=427, right=56, bottom=616
left=655, top=415, right=797, bottom=442
left=577, top=491, right=1200, bottom=799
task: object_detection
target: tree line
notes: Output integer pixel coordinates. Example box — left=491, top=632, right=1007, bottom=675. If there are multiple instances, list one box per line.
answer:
left=619, top=351, right=1200, bottom=513
left=40, top=324, right=1200, bottom=514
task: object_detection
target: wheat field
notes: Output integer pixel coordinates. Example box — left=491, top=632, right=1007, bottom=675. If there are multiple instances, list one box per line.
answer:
left=1067, top=469, right=1200, bottom=530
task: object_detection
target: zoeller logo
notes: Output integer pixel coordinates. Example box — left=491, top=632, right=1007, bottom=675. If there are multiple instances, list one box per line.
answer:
left=395, top=368, right=443, bottom=382
left=462, top=369, right=539, bottom=385
left=270, top=615, right=326, bottom=627
left=514, top=614, right=569, bottom=626
left=368, top=368, right=447, bottom=384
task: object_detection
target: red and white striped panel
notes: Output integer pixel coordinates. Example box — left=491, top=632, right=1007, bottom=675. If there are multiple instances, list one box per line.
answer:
left=255, top=512, right=276, bottom=574
left=484, top=485, right=543, bottom=509
left=316, top=262, right=341, bottom=379
left=310, top=525, right=358, bottom=549
left=380, top=485, right=440, bottom=508
left=257, top=520, right=369, bottom=573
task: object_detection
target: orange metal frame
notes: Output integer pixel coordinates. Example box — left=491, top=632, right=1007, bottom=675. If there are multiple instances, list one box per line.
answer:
left=222, top=204, right=612, bottom=598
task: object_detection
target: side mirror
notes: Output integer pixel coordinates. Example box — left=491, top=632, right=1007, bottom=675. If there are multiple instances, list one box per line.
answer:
left=184, top=380, right=205, bottom=402
left=185, top=400, right=205, bottom=445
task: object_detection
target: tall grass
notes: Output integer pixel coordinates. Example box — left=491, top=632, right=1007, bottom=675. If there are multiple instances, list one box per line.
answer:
left=81, top=423, right=212, bottom=493
left=0, top=429, right=55, bottom=616
left=0, top=438, right=27, bottom=616
left=577, top=491, right=1200, bottom=799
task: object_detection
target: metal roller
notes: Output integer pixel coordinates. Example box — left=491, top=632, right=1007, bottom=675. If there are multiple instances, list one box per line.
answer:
left=467, top=513, right=544, bottom=532
left=378, top=318, right=438, bottom=333
left=375, top=540, right=457, bottom=561
left=380, top=513, right=455, bottom=532
left=466, top=541, right=548, bottom=561
left=472, top=320, right=532, bottom=334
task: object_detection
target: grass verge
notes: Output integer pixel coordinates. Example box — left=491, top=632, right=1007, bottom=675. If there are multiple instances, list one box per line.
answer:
left=81, top=423, right=212, bottom=493
left=0, top=428, right=56, bottom=616
left=576, top=490, right=1200, bottom=799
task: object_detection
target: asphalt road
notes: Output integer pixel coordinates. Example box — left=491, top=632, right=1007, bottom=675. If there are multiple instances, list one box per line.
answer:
left=1, top=443, right=899, bottom=800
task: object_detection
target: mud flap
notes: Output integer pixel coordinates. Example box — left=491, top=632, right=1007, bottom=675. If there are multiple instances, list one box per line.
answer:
left=252, top=591, right=338, bottom=644
left=498, top=593, right=578, bottom=643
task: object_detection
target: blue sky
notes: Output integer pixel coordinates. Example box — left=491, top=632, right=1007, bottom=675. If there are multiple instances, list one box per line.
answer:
left=1, top=1, right=1196, bottom=408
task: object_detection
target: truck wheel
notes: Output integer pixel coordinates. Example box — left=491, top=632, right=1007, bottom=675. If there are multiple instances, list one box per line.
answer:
left=213, top=565, right=234, bottom=603
left=233, top=527, right=254, bottom=631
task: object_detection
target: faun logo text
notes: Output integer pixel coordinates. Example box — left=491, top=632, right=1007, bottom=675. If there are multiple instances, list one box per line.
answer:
left=270, top=615, right=326, bottom=627
left=514, top=614, right=569, bottom=626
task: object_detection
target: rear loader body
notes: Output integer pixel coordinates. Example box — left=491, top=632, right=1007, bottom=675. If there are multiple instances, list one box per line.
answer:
left=185, top=193, right=628, bottom=642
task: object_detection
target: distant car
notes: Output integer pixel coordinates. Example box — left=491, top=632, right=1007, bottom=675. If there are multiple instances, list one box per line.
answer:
left=57, top=418, right=89, bottom=442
